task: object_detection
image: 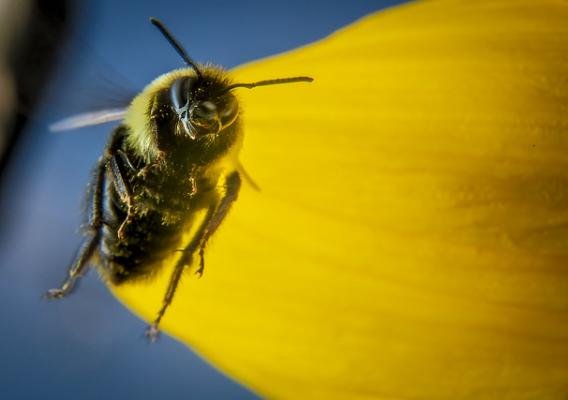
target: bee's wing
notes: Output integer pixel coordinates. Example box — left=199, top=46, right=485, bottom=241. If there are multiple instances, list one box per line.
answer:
left=49, top=108, right=128, bottom=132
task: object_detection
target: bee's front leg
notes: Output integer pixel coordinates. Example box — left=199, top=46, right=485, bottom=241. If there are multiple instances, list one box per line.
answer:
left=136, top=151, right=165, bottom=179
left=107, top=156, right=135, bottom=240
left=104, top=132, right=138, bottom=240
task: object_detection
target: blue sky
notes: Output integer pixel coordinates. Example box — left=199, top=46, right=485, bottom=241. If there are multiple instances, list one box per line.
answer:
left=0, top=1, right=408, bottom=399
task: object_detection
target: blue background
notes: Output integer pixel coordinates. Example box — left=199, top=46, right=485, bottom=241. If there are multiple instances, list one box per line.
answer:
left=0, top=1, right=407, bottom=399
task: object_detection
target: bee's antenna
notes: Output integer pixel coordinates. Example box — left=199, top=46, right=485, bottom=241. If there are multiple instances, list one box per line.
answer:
left=150, top=17, right=203, bottom=80
left=224, top=76, right=314, bottom=92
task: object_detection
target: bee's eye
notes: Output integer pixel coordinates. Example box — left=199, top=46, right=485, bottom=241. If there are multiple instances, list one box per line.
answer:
left=218, top=95, right=238, bottom=126
left=170, top=77, right=196, bottom=111
left=192, top=101, right=217, bottom=120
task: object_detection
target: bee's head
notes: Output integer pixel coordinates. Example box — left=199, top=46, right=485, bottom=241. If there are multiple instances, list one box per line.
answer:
left=169, top=74, right=239, bottom=140
left=125, top=18, right=312, bottom=163
left=149, top=17, right=312, bottom=141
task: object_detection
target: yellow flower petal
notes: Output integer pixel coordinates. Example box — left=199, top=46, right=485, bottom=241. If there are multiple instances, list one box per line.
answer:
left=113, top=1, right=568, bottom=399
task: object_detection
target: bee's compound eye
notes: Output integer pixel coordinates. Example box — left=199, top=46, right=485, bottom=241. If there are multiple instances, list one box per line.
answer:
left=219, top=95, right=238, bottom=127
left=193, top=101, right=217, bottom=120
left=170, top=77, right=196, bottom=112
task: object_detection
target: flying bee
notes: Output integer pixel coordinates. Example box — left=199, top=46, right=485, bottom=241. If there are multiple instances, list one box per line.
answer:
left=46, top=17, right=313, bottom=341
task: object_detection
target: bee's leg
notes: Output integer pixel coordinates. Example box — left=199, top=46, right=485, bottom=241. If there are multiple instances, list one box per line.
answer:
left=107, top=154, right=136, bottom=240
left=145, top=172, right=241, bottom=341
left=45, top=159, right=105, bottom=299
left=136, top=150, right=165, bottom=178
left=145, top=207, right=217, bottom=342
left=116, top=149, right=137, bottom=172
left=105, top=143, right=142, bottom=242
left=195, top=171, right=242, bottom=277
left=144, top=258, right=186, bottom=342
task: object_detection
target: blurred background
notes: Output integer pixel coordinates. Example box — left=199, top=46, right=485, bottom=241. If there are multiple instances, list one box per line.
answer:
left=0, top=0, right=407, bottom=398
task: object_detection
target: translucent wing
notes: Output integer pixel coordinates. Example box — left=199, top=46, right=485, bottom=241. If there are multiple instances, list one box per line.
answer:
left=49, top=108, right=127, bottom=132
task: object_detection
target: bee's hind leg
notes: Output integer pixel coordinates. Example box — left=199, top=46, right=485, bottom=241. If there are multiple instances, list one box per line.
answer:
left=45, top=158, right=105, bottom=299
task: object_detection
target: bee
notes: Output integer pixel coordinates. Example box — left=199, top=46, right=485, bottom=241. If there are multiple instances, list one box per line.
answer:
left=46, top=17, right=312, bottom=341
